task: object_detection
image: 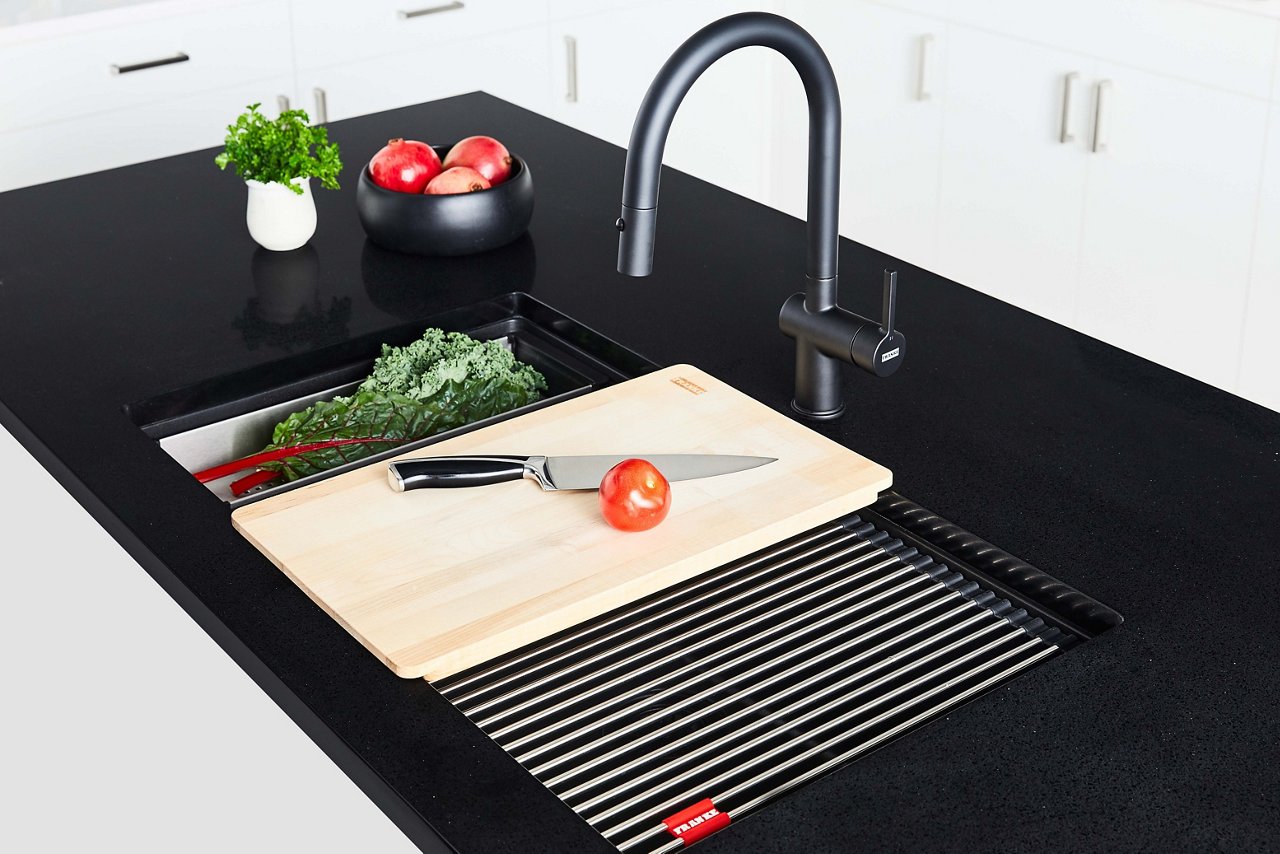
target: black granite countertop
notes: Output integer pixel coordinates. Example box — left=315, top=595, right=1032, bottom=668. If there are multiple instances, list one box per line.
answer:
left=1, top=93, right=1277, bottom=852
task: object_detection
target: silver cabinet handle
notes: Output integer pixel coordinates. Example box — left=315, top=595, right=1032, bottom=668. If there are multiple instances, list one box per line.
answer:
left=565, top=35, right=578, bottom=103
left=1059, top=71, right=1080, bottom=143
left=109, top=51, right=188, bottom=75
left=276, top=94, right=291, bottom=113
left=313, top=87, right=328, bottom=124
left=398, top=1, right=464, bottom=19
left=1092, top=79, right=1111, bottom=153
left=916, top=34, right=934, bottom=101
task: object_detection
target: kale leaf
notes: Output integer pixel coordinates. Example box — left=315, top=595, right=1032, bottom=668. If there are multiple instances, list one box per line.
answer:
left=358, top=328, right=546, bottom=402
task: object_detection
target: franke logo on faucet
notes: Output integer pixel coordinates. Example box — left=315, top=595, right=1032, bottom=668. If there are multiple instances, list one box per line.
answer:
left=882, top=347, right=900, bottom=362
left=671, top=377, right=707, bottom=395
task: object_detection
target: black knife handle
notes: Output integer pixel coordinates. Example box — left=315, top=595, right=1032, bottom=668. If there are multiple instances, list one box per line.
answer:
left=388, top=456, right=531, bottom=491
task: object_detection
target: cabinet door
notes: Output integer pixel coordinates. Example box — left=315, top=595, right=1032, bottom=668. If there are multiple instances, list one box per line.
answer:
left=291, top=0, right=548, bottom=70
left=0, top=76, right=295, bottom=191
left=1075, top=65, right=1268, bottom=392
left=297, top=25, right=552, bottom=125
left=1239, top=107, right=1280, bottom=412
left=0, top=1, right=293, bottom=134
left=936, top=27, right=1094, bottom=325
left=771, top=0, right=946, bottom=268
left=938, top=0, right=1276, bottom=100
left=548, top=0, right=775, bottom=205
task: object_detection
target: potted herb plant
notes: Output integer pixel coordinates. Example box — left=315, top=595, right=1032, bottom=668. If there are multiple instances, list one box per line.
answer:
left=215, top=104, right=342, bottom=251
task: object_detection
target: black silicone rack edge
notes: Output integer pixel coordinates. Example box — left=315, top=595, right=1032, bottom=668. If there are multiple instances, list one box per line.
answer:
left=862, top=491, right=1123, bottom=640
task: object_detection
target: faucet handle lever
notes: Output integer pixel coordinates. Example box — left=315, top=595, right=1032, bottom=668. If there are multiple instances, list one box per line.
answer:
left=848, top=269, right=905, bottom=378
left=881, top=269, right=897, bottom=335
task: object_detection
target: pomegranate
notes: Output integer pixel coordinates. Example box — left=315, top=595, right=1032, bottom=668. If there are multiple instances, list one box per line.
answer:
left=424, top=167, right=491, bottom=195
left=442, top=135, right=513, bottom=186
left=368, top=138, right=441, bottom=193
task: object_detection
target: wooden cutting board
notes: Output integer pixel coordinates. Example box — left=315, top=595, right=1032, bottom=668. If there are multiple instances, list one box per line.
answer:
left=232, top=364, right=892, bottom=680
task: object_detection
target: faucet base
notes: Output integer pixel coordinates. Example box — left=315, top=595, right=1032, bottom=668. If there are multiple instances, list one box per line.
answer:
left=782, top=291, right=859, bottom=418
left=791, top=399, right=846, bottom=420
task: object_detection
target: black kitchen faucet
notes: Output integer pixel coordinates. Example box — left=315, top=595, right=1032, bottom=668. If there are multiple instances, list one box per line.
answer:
left=615, top=11, right=905, bottom=418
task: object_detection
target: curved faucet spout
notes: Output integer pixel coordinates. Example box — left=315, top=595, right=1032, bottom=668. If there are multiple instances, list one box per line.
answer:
left=617, top=12, right=839, bottom=281
left=616, top=12, right=904, bottom=418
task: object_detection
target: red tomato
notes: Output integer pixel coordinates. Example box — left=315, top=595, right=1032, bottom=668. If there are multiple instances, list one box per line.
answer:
left=599, top=458, right=671, bottom=532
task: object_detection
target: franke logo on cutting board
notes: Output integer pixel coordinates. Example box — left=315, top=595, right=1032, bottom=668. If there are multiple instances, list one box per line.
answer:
left=671, top=377, right=707, bottom=395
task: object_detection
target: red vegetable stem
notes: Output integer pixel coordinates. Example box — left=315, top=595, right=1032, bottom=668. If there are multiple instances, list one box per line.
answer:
left=193, top=437, right=408, bottom=483
left=229, top=469, right=281, bottom=497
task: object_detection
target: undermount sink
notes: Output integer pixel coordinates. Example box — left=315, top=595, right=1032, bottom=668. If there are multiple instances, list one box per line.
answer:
left=127, top=291, right=1121, bottom=852
left=127, top=293, right=658, bottom=505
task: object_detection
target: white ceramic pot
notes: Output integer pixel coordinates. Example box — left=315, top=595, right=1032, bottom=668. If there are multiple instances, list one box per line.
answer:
left=245, top=177, right=317, bottom=251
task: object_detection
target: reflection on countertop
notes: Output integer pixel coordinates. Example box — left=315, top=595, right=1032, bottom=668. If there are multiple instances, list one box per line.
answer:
left=234, top=245, right=350, bottom=352
left=361, top=232, right=536, bottom=321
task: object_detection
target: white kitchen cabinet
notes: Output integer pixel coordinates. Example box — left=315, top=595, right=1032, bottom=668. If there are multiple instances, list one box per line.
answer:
left=547, top=11, right=637, bottom=146
left=291, top=0, right=548, bottom=70
left=772, top=0, right=946, bottom=269
left=0, top=75, right=294, bottom=191
left=869, top=0, right=953, bottom=18
left=1074, top=64, right=1268, bottom=391
left=935, top=27, right=1094, bottom=325
left=938, top=0, right=1277, bottom=100
left=1274, top=29, right=1280, bottom=99
left=1194, top=0, right=1280, bottom=17
left=548, top=0, right=650, bottom=17
left=548, top=0, right=777, bottom=205
left=295, top=25, right=552, bottom=127
left=0, top=0, right=292, bottom=133
left=1233, top=106, right=1280, bottom=411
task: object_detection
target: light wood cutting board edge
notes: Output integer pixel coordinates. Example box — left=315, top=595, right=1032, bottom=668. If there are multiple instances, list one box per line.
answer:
left=232, top=364, right=892, bottom=681
left=413, top=480, right=890, bottom=680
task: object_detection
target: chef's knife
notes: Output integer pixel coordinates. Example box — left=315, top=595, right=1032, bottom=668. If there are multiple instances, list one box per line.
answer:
left=387, top=454, right=775, bottom=492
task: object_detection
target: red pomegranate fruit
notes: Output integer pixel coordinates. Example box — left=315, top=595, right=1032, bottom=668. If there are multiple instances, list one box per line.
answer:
left=442, top=135, right=513, bottom=186
left=368, top=138, right=442, bottom=193
left=424, top=167, right=491, bottom=195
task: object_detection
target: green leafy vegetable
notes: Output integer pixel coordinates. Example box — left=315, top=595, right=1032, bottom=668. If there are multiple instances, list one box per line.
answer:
left=257, top=392, right=441, bottom=481
left=358, top=328, right=546, bottom=403
left=216, top=329, right=547, bottom=483
left=214, top=103, right=342, bottom=194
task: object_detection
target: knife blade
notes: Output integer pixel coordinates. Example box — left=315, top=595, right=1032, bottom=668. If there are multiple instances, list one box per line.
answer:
left=387, top=454, right=775, bottom=492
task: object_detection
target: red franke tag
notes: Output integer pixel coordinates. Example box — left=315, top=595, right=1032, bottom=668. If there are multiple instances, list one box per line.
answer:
left=662, top=798, right=731, bottom=845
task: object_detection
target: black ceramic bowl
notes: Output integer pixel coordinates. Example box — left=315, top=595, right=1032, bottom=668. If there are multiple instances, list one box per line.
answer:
left=355, top=145, right=533, bottom=256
